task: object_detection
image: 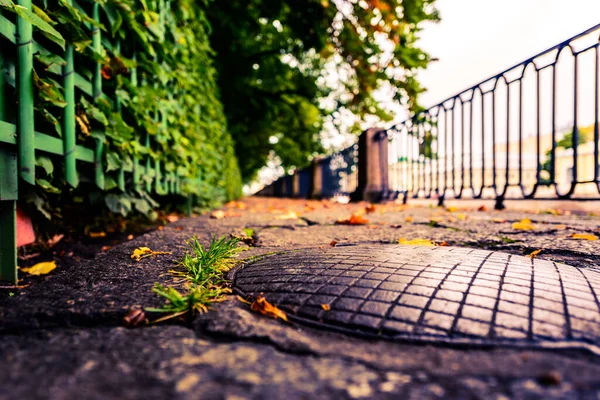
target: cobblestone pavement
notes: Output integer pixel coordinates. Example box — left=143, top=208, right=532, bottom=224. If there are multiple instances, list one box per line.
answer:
left=1, top=197, right=600, bottom=399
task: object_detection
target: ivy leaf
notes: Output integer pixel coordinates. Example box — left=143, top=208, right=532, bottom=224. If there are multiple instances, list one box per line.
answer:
left=35, top=156, right=54, bottom=176
left=36, top=178, right=60, bottom=193
left=106, top=152, right=121, bottom=172
left=12, top=5, right=65, bottom=49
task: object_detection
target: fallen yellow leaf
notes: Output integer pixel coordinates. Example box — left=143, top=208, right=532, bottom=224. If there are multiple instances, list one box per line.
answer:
left=456, top=214, right=467, bottom=221
left=275, top=210, right=298, bottom=220
left=398, top=238, right=436, bottom=246
left=250, top=294, right=288, bottom=321
left=21, top=261, right=57, bottom=275
left=131, top=247, right=172, bottom=261
left=405, top=216, right=413, bottom=223
left=512, top=218, right=536, bottom=231
left=446, top=206, right=458, bottom=212
left=528, top=249, right=542, bottom=259
left=570, top=233, right=598, bottom=241
left=211, top=210, right=226, bottom=219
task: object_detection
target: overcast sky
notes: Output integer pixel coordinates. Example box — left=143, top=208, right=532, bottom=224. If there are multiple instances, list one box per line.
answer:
left=416, top=0, right=600, bottom=108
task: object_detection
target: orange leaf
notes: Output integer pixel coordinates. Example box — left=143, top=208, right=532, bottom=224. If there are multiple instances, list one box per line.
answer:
left=336, top=212, right=369, bottom=225
left=321, top=304, right=331, bottom=311
left=250, top=294, right=288, bottom=321
left=365, top=204, right=376, bottom=214
left=405, top=216, right=413, bottom=223
left=478, top=205, right=487, bottom=212
left=88, top=231, right=106, bottom=238
left=570, top=233, right=598, bottom=241
left=528, top=249, right=542, bottom=259
left=329, top=240, right=337, bottom=247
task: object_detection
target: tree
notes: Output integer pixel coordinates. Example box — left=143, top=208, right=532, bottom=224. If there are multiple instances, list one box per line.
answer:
left=205, top=0, right=439, bottom=182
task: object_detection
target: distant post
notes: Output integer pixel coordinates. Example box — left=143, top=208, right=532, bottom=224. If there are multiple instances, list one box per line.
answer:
left=354, top=128, right=389, bottom=202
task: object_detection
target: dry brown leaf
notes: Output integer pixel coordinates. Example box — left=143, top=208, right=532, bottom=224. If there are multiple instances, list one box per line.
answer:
left=21, top=261, right=57, bottom=275
left=336, top=212, right=369, bottom=225
left=528, top=249, right=542, bottom=259
left=47, top=234, right=64, bottom=248
left=398, top=238, right=436, bottom=246
left=570, top=233, right=598, bottom=241
left=250, top=294, right=288, bottom=321
left=512, top=218, right=536, bottom=231
left=478, top=205, right=488, bottom=212
left=123, top=308, right=147, bottom=328
left=365, top=204, right=377, bottom=214
left=166, top=214, right=179, bottom=223
left=329, top=240, right=337, bottom=247
left=447, top=216, right=457, bottom=223
left=321, top=304, right=331, bottom=311
left=211, top=210, right=226, bottom=219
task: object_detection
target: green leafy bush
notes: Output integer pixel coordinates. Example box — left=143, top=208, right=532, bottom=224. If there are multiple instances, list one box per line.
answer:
left=2, top=0, right=241, bottom=224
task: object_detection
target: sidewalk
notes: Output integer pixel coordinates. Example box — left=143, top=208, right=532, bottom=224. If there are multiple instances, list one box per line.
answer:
left=1, top=197, right=600, bottom=399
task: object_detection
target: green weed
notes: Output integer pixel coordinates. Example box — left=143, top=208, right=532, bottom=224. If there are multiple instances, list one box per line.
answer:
left=149, top=235, right=242, bottom=322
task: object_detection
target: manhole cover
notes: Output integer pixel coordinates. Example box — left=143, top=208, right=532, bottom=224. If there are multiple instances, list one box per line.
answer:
left=232, top=245, right=600, bottom=351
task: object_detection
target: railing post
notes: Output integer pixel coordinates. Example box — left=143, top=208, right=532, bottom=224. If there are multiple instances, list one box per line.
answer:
left=354, top=128, right=389, bottom=202
left=311, top=156, right=323, bottom=199
left=293, top=173, right=300, bottom=197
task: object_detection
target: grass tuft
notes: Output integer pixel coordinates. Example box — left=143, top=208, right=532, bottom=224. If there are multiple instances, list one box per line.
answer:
left=148, top=235, right=243, bottom=321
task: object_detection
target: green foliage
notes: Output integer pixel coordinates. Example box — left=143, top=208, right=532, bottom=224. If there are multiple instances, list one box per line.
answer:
left=15, top=0, right=241, bottom=225
left=181, top=235, right=243, bottom=285
left=206, top=0, right=439, bottom=181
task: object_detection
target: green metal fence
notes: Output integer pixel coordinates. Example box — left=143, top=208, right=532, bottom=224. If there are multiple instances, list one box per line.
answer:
left=0, top=1, right=189, bottom=283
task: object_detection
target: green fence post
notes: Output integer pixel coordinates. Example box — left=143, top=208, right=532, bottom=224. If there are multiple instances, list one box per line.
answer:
left=92, top=3, right=104, bottom=189
left=63, top=1, right=78, bottom=187
left=0, top=50, right=18, bottom=283
left=16, top=0, right=35, bottom=185
left=131, top=53, right=140, bottom=190
left=145, top=133, right=152, bottom=193
left=114, top=40, right=125, bottom=192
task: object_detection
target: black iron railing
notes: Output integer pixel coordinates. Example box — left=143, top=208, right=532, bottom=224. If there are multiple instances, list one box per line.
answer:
left=387, top=23, right=600, bottom=208
left=257, top=24, right=600, bottom=207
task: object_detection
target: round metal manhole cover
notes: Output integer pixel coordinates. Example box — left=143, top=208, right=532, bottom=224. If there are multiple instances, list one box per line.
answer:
left=232, top=245, right=600, bottom=351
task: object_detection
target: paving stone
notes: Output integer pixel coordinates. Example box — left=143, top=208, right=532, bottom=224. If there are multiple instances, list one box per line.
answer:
left=233, top=245, right=600, bottom=347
